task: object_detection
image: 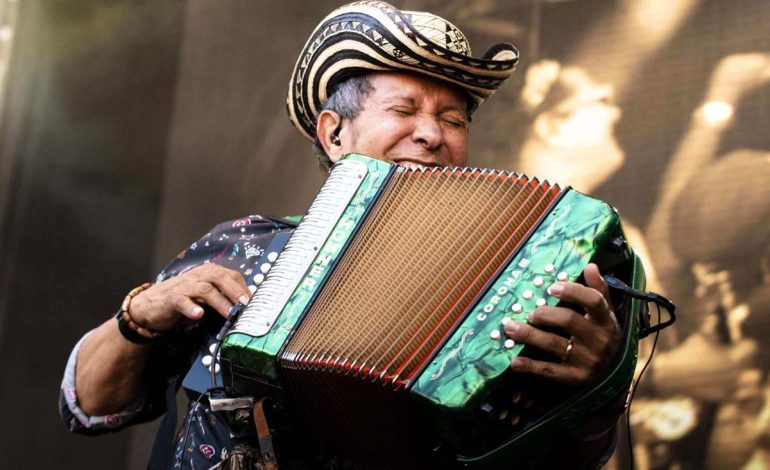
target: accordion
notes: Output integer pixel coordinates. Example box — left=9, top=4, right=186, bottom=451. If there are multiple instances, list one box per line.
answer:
left=221, top=154, right=645, bottom=467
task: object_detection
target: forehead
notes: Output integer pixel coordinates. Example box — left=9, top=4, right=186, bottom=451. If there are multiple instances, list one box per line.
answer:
left=364, top=72, right=468, bottom=110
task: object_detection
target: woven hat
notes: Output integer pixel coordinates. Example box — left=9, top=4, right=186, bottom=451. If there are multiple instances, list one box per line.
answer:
left=287, top=1, right=519, bottom=141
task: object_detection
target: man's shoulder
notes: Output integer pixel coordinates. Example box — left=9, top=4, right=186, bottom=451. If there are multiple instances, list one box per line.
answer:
left=208, top=214, right=299, bottom=235
left=157, top=215, right=297, bottom=281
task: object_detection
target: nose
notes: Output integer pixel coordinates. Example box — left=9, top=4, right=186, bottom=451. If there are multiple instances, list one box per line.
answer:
left=411, top=114, right=444, bottom=150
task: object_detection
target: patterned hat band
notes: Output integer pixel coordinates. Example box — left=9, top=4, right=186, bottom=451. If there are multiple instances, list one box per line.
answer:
left=287, top=1, right=519, bottom=141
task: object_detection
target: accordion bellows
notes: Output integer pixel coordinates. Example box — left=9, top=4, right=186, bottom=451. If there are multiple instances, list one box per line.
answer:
left=285, top=165, right=560, bottom=386
left=221, top=154, right=644, bottom=467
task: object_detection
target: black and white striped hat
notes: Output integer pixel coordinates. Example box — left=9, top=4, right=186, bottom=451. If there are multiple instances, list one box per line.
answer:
left=287, top=1, right=519, bottom=141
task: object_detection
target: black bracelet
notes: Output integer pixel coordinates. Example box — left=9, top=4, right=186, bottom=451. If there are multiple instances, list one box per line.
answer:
left=115, top=310, right=155, bottom=345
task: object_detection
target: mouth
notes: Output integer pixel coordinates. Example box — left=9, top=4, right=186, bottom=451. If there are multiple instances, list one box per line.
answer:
left=394, top=159, right=441, bottom=170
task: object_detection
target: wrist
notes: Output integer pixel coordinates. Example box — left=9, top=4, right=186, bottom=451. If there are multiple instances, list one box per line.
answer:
left=115, top=283, right=163, bottom=345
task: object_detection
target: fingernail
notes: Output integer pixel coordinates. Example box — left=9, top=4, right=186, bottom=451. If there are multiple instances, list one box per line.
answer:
left=192, top=306, right=204, bottom=317
left=547, top=283, right=564, bottom=296
left=510, top=357, right=524, bottom=369
left=239, top=295, right=250, bottom=305
left=503, top=320, right=521, bottom=333
left=502, top=317, right=519, bottom=331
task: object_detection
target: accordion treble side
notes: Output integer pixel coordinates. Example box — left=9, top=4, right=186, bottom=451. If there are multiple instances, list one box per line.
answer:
left=221, top=154, right=644, bottom=466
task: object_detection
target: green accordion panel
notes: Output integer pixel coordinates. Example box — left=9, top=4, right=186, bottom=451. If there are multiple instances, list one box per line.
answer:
left=409, top=189, right=641, bottom=465
left=221, top=155, right=392, bottom=386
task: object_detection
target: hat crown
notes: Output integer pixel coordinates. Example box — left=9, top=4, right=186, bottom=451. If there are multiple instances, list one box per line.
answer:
left=401, top=10, right=471, bottom=56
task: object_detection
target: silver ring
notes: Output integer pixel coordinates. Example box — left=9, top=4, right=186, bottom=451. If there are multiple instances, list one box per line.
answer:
left=561, top=337, right=574, bottom=363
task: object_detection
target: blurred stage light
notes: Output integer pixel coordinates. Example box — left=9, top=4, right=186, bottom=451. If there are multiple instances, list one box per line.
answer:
left=0, top=26, right=12, bottom=42
left=698, top=100, right=734, bottom=127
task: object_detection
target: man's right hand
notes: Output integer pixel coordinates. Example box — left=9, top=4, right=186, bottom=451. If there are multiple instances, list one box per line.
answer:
left=74, top=264, right=250, bottom=416
left=128, top=264, right=252, bottom=332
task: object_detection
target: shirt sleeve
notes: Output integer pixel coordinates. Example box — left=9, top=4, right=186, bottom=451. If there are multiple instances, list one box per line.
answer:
left=59, top=332, right=150, bottom=434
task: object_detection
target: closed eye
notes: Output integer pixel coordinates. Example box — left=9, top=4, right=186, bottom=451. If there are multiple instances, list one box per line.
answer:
left=441, top=115, right=468, bottom=129
left=391, top=107, right=416, bottom=116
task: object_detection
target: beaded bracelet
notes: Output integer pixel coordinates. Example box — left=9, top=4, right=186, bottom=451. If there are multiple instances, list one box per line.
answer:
left=114, top=282, right=162, bottom=345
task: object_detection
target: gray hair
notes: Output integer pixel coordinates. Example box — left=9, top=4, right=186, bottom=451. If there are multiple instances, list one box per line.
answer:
left=312, top=75, right=375, bottom=168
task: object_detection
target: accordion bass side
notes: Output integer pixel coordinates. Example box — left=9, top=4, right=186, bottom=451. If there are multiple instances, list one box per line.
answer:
left=221, top=154, right=645, bottom=467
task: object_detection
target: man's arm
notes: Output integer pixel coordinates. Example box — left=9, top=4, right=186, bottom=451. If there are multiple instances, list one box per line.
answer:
left=74, top=264, right=252, bottom=416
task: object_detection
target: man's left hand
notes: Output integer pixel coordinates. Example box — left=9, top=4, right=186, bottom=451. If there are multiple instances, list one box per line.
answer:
left=502, top=263, right=622, bottom=385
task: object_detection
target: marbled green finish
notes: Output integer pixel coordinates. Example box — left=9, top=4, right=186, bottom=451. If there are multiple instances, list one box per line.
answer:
left=221, top=154, right=392, bottom=385
left=457, top=255, right=645, bottom=466
left=410, top=189, right=632, bottom=433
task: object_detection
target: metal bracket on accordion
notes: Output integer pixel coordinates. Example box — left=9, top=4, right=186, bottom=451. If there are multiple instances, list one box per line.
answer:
left=209, top=396, right=254, bottom=412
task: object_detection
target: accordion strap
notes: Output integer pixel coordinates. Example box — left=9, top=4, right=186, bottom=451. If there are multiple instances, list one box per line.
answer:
left=253, top=398, right=279, bottom=470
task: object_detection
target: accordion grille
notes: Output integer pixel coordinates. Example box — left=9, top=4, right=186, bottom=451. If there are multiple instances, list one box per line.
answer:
left=280, top=167, right=560, bottom=388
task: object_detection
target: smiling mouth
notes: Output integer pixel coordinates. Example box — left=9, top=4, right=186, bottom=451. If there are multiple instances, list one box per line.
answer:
left=395, top=160, right=441, bottom=170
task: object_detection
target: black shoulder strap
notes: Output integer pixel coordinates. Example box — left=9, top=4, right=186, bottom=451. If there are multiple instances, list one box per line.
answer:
left=147, top=380, right=179, bottom=469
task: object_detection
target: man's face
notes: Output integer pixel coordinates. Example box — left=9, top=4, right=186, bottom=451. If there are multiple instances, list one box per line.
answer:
left=332, top=72, right=470, bottom=168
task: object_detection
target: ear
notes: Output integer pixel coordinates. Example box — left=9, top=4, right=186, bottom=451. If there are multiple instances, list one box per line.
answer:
left=316, top=110, right=345, bottom=164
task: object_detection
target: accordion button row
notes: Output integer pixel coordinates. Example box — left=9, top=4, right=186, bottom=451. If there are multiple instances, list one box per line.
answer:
left=253, top=252, right=278, bottom=282
left=485, top=262, right=571, bottom=348
left=201, top=346, right=221, bottom=374
left=489, top=322, right=516, bottom=349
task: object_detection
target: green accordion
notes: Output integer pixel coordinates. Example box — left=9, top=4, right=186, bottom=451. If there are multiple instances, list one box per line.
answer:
left=221, top=154, right=645, bottom=467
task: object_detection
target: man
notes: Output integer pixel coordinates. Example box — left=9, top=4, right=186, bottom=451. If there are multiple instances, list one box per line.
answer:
left=61, top=2, right=625, bottom=468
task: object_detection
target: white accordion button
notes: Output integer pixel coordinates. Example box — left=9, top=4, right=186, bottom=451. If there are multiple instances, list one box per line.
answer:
left=533, top=276, right=544, bottom=287
left=536, top=298, right=546, bottom=307
left=248, top=285, right=257, bottom=294
left=253, top=273, right=265, bottom=285
left=208, top=343, right=218, bottom=354
left=522, top=290, right=534, bottom=300
left=213, top=363, right=221, bottom=374
left=544, top=263, right=555, bottom=274
left=511, top=303, right=523, bottom=313
left=557, top=271, right=569, bottom=281
left=267, top=251, right=279, bottom=263
left=518, top=258, right=530, bottom=268
left=490, top=330, right=501, bottom=340
left=504, top=339, right=516, bottom=349
left=259, top=263, right=271, bottom=274
left=202, top=355, right=213, bottom=367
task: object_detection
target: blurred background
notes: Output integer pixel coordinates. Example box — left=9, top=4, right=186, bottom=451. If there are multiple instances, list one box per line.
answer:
left=0, top=0, right=768, bottom=468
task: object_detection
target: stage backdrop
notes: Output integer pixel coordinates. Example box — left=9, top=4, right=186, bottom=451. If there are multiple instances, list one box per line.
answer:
left=0, top=0, right=768, bottom=468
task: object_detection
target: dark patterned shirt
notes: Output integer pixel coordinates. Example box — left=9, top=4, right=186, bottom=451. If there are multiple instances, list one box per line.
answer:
left=60, top=215, right=297, bottom=469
